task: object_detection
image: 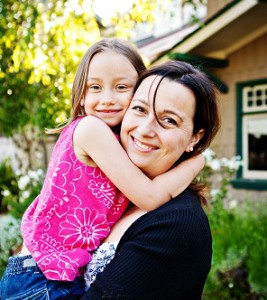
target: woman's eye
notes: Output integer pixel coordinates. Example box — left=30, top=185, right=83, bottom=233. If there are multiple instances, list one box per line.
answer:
left=132, top=105, right=145, bottom=113
left=163, top=117, right=177, bottom=126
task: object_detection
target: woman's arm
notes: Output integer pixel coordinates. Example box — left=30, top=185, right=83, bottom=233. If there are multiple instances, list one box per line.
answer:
left=74, top=116, right=204, bottom=211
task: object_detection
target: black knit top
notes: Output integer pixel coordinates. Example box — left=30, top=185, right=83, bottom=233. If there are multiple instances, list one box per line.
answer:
left=80, top=190, right=212, bottom=300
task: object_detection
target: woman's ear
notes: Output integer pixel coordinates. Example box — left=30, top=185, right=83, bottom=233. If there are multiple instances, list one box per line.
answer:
left=186, top=129, right=205, bottom=152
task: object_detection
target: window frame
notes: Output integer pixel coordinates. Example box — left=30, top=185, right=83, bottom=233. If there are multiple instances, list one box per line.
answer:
left=232, top=78, right=267, bottom=190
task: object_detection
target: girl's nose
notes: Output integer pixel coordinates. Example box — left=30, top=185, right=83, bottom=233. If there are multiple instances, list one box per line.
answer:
left=100, top=90, right=116, bottom=105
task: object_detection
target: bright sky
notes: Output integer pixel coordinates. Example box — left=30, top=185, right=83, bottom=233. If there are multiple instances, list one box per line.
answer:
left=93, top=0, right=134, bottom=23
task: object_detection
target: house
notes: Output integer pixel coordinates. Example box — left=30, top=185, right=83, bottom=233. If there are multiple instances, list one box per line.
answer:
left=139, top=0, right=267, bottom=201
left=1, top=0, right=266, bottom=201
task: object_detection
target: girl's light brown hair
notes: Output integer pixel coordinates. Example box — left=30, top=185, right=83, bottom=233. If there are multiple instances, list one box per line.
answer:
left=46, top=38, right=146, bottom=134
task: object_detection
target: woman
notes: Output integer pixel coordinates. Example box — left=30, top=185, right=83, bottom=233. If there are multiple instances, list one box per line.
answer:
left=80, top=60, right=220, bottom=299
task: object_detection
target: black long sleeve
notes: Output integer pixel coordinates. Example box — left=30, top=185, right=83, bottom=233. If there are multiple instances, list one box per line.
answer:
left=81, top=190, right=212, bottom=300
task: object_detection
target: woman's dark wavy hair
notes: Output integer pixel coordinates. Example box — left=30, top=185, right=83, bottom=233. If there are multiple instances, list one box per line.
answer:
left=134, top=60, right=221, bottom=205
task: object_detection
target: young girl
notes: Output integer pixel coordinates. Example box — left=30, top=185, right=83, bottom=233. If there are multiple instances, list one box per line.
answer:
left=0, top=38, right=204, bottom=299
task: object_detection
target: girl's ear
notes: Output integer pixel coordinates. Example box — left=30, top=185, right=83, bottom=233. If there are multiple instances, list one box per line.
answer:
left=80, top=98, right=85, bottom=106
left=186, top=129, right=205, bottom=152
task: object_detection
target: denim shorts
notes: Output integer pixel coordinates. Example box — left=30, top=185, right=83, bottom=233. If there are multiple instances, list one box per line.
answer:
left=0, top=255, right=85, bottom=300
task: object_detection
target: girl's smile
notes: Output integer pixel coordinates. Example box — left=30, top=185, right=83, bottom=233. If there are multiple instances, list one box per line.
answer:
left=81, top=50, right=138, bottom=128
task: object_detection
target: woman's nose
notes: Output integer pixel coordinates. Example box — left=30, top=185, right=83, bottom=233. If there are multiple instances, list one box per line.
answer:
left=136, top=117, right=156, bottom=138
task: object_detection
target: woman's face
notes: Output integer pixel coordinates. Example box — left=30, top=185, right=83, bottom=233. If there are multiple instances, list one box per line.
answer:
left=120, top=75, right=202, bottom=178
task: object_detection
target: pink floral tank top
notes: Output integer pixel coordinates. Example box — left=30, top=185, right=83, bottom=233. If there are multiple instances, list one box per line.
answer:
left=21, top=117, right=129, bottom=281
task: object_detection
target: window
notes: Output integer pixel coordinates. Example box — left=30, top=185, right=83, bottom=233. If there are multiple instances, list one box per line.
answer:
left=234, top=80, right=267, bottom=190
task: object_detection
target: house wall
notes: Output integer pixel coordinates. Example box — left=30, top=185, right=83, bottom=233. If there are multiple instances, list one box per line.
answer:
left=206, top=0, right=233, bottom=19
left=211, top=32, right=267, bottom=201
left=213, top=32, right=267, bottom=157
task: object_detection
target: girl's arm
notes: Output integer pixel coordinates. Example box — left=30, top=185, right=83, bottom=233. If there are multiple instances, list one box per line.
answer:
left=74, top=116, right=205, bottom=211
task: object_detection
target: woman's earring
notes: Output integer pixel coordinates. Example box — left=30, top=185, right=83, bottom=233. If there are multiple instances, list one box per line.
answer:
left=190, top=147, right=194, bottom=152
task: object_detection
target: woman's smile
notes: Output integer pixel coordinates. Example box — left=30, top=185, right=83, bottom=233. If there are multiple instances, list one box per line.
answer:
left=131, top=136, right=158, bottom=152
left=121, top=75, right=198, bottom=178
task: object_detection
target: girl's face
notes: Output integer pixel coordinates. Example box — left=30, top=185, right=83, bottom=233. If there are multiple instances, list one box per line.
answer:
left=81, top=50, right=138, bottom=128
left=121, top=75, right=204, bottom=178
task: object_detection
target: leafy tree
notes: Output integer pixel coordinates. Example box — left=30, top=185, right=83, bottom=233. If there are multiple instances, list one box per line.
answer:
left=0, top=0, right=201, bottom=171
left=0, top=0, right=98, bottom=170
left=0, top=0, right=100, bottom=135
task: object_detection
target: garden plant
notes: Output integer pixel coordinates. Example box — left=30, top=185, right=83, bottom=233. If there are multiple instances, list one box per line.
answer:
left=1, top=151, right=267, bottom=299
left=202, top=150, right=267, bottom=300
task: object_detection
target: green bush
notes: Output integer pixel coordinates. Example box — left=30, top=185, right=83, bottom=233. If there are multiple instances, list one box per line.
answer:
left=0, top=159, right=19, bottom=213
left=203, top=201, right=267, bottom=300
left=0, top=215, right=22, bottom=277
left=0, top=165, right=44, bottom=278
left=0, top=149, right=266, bottom=298
left=0, top=165, right=44, bottom=219
left=201, top=150, right=267, bottom=299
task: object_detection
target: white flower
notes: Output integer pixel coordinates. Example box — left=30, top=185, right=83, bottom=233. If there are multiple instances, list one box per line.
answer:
left=18, top=175, right=30, bottom=189
left=203, top=148, right=215, bottom=162
left=210, top=189, right=220, bottom=197
left=0, top=215, right=22, bottom=261
left=1, top=190, right=10, bottom=196
left=21, top=190, right=30, bottom=200
left=220, top=157, right=228, bottom=167
left=208, top=159, right=221, bottom=171
left=26, top=169, right=44, bottom=182
left=227, top=156, right=243, bottom=171
left=37, top=169, right=44, bottom=177
left=28, top=170, right=38, bottom=180
left=228, top=199, right=238, bottom=209
left=15, top=170, right=22, bottom=176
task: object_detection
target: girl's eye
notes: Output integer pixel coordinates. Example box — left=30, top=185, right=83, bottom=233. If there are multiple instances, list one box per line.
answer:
left=116, top=85, right=129, bottom=91
left=89, top=85, right=101, bottom=91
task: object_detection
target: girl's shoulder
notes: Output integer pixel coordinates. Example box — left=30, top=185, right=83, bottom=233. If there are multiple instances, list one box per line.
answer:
left=74, top=115, right=119, bottom=140
left=60, top=116, right=84, bottom=135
